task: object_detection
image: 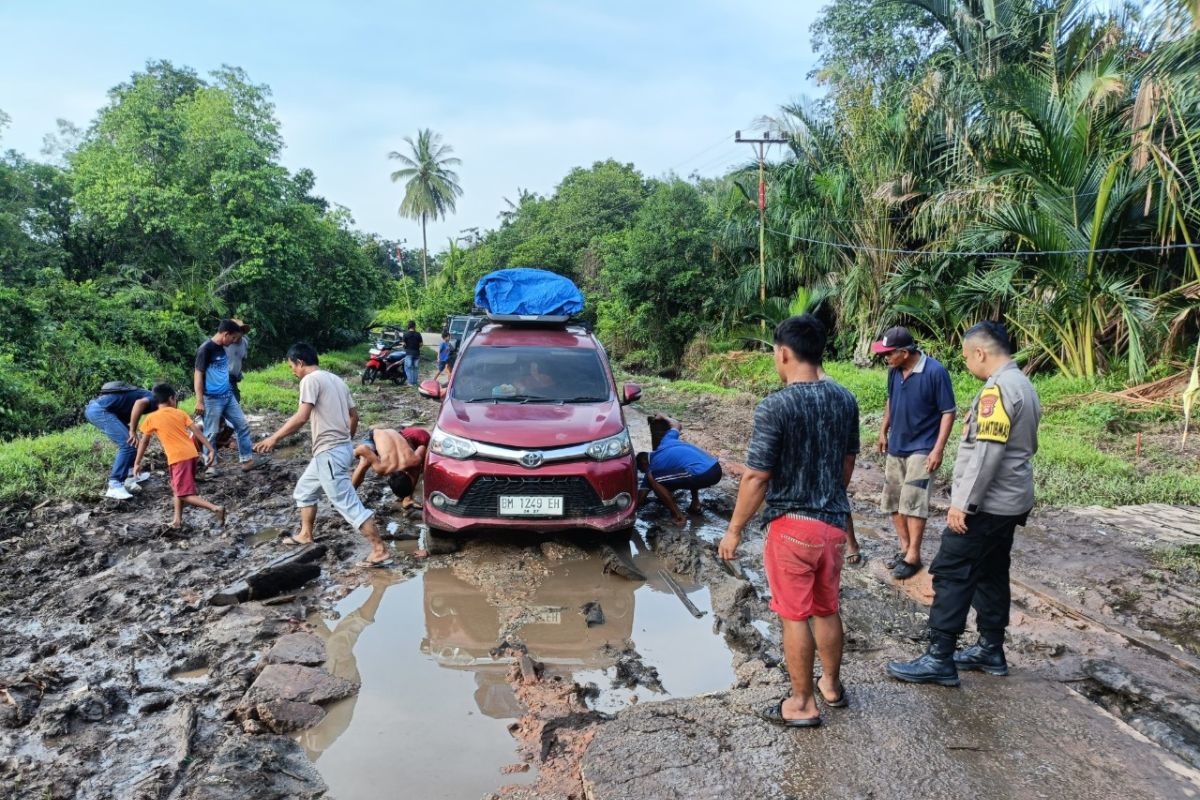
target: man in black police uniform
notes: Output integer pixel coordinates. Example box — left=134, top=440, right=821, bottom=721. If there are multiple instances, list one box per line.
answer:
left=886, top=321, right=1041, bottom=685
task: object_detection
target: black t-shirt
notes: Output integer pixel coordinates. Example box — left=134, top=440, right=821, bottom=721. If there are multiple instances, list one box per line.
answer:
left=403, top=330, right=423, bottom=356
left=744, top=379, right=860, bottom=530
left=104, top=389, right=156, bottom=425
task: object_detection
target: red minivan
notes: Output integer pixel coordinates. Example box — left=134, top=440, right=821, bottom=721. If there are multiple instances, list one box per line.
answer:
left=418, top=319, right=641, bottom=536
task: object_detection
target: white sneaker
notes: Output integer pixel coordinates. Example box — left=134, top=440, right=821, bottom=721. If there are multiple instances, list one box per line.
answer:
left=105, top=485, right=134, bottom=501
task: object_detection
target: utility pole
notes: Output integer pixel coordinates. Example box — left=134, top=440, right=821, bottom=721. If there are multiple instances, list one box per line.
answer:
left=735, top=131, right=791, bottom=328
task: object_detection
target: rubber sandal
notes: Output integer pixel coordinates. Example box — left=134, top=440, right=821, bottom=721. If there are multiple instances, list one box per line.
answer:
left=356, top=558, right=395, bottom=569
left=845, top=551, right=863, bottom=566
left=816, top=674, right=848, bottom=708
left=758, top=701, right=821, bottom=728
left=278, top=533, right=314, bottom=546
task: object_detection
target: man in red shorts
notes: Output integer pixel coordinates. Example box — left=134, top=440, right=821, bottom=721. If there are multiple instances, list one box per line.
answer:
left=719, top=314, right=860, bottom=728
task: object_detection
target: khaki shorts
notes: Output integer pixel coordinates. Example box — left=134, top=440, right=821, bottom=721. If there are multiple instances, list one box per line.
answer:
left=881, top=453, right=932, bottom=519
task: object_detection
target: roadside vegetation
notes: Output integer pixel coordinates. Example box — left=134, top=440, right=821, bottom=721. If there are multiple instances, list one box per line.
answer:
left=0, top=345, right=367, bottom=506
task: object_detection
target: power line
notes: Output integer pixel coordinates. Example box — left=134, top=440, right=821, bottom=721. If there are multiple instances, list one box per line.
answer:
left=764, top=227, right=1200, bottom=257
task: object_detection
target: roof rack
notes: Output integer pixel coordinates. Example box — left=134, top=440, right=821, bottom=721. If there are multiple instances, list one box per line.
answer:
left=485, top=312, right=572, bottom=326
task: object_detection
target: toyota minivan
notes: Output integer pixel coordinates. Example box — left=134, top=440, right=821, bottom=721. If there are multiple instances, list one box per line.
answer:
left=418, top=317, right=641, bottom=536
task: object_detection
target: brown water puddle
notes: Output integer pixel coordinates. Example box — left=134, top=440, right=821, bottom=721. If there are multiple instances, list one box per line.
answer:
left=302, top=544, right=737, bottom=799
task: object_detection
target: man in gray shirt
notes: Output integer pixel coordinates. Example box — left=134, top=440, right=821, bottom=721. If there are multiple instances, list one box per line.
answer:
left=886, top=321, right=1041, bottom=685
left=254, top=342, right=391, bottom=567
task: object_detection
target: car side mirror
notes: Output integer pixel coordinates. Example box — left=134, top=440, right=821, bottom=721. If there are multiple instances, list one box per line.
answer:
left=418, top=380, right=445, bottom=401
left=621, top=383, right=642, bottom=405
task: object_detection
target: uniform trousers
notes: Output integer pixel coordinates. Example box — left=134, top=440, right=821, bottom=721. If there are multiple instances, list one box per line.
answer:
left=927, top=510, right=1027, bottom=643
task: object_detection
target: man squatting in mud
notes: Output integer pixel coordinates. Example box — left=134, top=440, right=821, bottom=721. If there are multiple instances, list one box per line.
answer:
left=719, top=314, right=860, bottom=727
left=351, top=427, right=431, bottom=510
left=636, top=413, right=722, bottom=525
left=253, top=343, right=393, bottom=568
left=887, top=320, right=1041, bottom=684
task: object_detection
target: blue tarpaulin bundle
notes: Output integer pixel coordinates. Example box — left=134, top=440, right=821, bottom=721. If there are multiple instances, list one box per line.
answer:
left=473, top=268, right=585, bottom=316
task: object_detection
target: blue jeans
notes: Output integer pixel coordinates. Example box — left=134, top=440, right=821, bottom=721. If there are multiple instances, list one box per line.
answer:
left=404, top=353, right=420, bottom=385
left=203, top=393, right=253, bottom=463
left=85, top=398, right=135, bottom=487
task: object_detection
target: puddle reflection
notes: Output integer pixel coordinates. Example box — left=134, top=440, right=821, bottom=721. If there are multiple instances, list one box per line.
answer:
left=305, top=547, right=734, bottom=800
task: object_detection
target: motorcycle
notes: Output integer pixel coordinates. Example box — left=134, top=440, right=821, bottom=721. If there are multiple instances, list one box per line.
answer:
left=362, top=327, right=408, bottom=385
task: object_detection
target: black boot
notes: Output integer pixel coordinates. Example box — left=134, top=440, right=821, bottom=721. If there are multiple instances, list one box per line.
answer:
left=954, top=631, right=1008, bottom=676
left=886, top=634, right=960, bottom=686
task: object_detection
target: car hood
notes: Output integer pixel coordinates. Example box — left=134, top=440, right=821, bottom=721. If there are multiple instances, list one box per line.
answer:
left=438, top=398, right=625, bottom=449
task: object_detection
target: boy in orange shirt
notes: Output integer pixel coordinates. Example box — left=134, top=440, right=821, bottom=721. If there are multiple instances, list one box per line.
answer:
left=133, top=384, right=226, bottom=528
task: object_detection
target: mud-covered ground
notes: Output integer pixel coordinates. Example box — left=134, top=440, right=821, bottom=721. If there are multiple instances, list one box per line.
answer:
left=2, top=381, right=1200, bottom=799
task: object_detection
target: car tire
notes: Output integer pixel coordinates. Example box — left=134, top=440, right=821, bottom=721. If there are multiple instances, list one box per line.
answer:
left=424, top=528, right=462, bottom=555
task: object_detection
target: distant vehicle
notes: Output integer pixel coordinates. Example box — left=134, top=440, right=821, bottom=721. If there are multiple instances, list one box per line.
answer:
left=443, top=313, right=486, bottom=355
left=417, top=314, right=642, bottom=537
left=362, top=326, right=407, bottom=385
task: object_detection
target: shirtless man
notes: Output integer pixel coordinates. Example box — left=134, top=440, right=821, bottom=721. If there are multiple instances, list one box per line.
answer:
left=351, top=427, right=430, bottom=509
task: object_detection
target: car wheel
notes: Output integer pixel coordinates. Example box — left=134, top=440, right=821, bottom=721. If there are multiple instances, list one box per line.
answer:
left=362, top=367, right=377, bottom=385
left=424, top=528, right=461, bottom=555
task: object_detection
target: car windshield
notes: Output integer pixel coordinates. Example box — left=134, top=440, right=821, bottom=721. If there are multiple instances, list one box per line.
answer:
left=451, top=345, right=612, bottom=403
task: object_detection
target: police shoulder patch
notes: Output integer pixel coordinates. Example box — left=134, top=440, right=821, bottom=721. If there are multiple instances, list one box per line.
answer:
left=976, top=384, right=1010, bottom=443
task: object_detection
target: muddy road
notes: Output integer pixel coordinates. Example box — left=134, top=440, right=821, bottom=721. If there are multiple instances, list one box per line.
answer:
left=2, top=382, right=1200, bottom=799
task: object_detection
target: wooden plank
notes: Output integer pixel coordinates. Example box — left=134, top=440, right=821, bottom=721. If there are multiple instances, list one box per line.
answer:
left=658, top=569, right=706, bottom=619
left=1011, top=574, right=1200, bottom=680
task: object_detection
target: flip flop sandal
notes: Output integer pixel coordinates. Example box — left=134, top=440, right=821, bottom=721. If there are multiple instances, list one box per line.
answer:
left=356, top=558, right=395, bottom=569
left=845, top=551, right=863, bottom=566
left=758, top=701, right=821, bottom=728
left=278, top=533, right=315, bottom=546
left=816, top=674, right=849, bottom=708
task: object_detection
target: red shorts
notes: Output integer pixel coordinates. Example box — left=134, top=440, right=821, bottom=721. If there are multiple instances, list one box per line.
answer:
left=764, top=515, right=847, bottom=621
left=169, top=458, right=198, bottom=498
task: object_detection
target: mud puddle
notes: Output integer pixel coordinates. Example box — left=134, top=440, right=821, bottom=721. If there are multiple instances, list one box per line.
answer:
left=304, top=542, right=737, bottom=799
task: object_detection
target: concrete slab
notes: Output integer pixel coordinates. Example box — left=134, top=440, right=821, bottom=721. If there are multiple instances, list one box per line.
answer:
left=581, top=668, right=1200, bottom=800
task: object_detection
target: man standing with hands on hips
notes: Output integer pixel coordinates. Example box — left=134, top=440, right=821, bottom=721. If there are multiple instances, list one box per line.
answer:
left=719, top=315, right=860, bottom=728
left=886, top=321, right=1040, bottom=685
left=871, top=325, right=956, bottom=579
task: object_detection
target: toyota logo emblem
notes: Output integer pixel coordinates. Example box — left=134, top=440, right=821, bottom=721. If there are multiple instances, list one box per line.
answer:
left=520, top=452, right=544, bottom=468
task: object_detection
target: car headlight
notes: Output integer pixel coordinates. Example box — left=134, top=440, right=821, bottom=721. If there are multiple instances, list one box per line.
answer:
left=430, top=427, right=478, bottom=459
left=586, top=429, right=632, bottom=461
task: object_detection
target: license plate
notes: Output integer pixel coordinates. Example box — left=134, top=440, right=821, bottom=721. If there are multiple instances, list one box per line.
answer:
left=499, top=495, right=564, bottom=516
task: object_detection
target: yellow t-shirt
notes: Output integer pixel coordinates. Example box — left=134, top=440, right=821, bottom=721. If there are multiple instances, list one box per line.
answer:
left=139, top=407, right=200, bottom=465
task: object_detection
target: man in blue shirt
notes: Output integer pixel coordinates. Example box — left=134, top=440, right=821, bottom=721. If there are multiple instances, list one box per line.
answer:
left=194, top=319, right=256, bottom=476
left=636, top=414, right=722, bottom=525
left=872, top=326, right=957, bottom=579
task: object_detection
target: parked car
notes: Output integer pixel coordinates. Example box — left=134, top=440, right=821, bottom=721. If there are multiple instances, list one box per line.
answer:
left=443, top=313, right=486, bottom=354
left=418, top=317, right=641, bottom=536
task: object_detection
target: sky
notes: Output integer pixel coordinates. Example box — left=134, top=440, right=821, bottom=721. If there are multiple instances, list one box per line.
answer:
left=0, top=1, right=826, bottom=250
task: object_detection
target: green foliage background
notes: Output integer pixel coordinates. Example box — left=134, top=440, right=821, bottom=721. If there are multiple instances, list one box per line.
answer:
left=0, top=62, right=389, bottom=437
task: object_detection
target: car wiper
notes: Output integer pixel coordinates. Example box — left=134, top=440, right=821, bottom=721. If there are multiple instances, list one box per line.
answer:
left=555, top=396, right=608, bottom=404
left=491, top=394, right=557, bottom=403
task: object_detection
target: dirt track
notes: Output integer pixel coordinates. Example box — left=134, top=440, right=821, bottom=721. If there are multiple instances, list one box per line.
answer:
left=2, top=381, right=1200, bottom=799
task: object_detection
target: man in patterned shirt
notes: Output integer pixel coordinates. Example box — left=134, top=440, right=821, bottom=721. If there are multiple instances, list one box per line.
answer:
left=719, top=315, right=860, bottom=728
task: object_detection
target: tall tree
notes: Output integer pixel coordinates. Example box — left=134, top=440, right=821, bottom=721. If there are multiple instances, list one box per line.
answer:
left=388, top=129, right=463, bottom=286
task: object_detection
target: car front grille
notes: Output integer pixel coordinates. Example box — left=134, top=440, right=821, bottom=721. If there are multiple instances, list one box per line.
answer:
left=444, top=475, right=613, bottom=518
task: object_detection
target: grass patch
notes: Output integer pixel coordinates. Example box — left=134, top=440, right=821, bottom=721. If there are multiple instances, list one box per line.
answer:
left=1151, top=544, right=1200, bottom=577
left=0, top=344, right=370, bottom=506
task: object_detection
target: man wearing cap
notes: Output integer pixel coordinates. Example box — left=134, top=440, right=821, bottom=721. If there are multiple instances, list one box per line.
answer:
left=886, top=321, right=1041, bottom=685
left=871, top=326, right=956, bottom=579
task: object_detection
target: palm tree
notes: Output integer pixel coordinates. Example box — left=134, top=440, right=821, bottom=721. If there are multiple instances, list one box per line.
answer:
left=388, top=129, right=463, bottom=286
